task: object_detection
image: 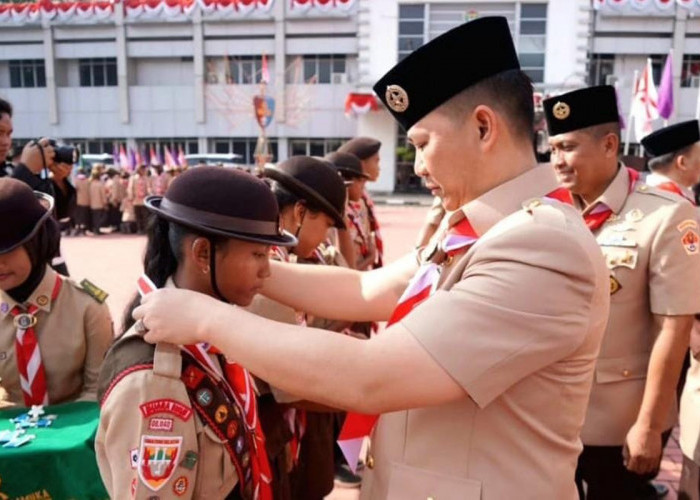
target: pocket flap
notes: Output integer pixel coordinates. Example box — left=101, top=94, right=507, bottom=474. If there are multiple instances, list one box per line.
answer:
left=595, top=353, right=649, bottom=383
left=387, top=463, right=482, bottom=500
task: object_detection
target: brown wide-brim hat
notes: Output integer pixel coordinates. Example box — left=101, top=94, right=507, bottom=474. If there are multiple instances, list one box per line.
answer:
left=337, top=137, right=381, bottom=161
left=0, top=178, right=55, bottom=254
left=264, top=156, right=347, bottom=229
left=145, top=167, right=296, bottom=246
left=324, top=152, right=370, bottom=181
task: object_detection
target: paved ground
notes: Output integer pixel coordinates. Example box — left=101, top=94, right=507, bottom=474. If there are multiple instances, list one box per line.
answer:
left=60, top=204, right=682, bottom=498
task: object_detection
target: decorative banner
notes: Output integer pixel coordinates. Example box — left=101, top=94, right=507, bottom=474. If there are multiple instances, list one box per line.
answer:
left=344, top=93, right=379, bottom=117
left=595, top=0, right=700, bottom=13
left=0, top=0, right=275, bottom=25
left=289, top=0, right=355, bottom=11
left=253, top=95, right=275, bottom=128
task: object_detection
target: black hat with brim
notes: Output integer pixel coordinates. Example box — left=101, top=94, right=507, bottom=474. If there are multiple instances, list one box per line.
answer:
left=373, top=16, right=521, bottom=131
left=145, top=167, right=296, bottom=247
left=0, top=178, right=55, bottom=255
left=338, top=137, right=381, bottom=160
left=324, top=152, right=369, bottom=180
left=641, top=120, right=700, bottom=157
left=264, top=157, right=347, bottom=230
left=544, top=85, right=620, bottom=136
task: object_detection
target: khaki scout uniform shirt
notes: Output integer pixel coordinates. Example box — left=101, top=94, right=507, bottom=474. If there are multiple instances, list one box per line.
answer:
left=681, top=355, right=700, bottom=465
left=74, top=175, right=90, bottom=207
left=0, top=266, right=113, bottom=405
left=577, top=166, right=700, bottom=446
left=88, top=179, right=107, bottom=210
left=360, top=166, right=610, bottom=500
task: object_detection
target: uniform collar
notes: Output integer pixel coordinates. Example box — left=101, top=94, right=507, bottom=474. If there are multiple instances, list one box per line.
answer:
left=579, top=164, right=630, bottom=216
left=646, top=171, right=695, bottom=200
left=446, top=165, right=561, bottom=237
left=0, top=266, right=59, bottom=317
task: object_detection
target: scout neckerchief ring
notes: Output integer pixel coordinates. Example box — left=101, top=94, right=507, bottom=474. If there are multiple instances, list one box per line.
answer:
left=134, top=318, right=148, bottom=335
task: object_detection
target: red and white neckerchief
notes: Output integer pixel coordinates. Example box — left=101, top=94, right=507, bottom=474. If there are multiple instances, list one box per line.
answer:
left=10, top=274, right=63, bottom=406
left=337, top=186, right=574, bottom=472
left=362, top=192, right=384, bottom=269
left=582, top=167, right=640, bottom=231
left=153, top=174, right=168, bottom=196
left=645, top=172, right=696, bottom=206
left=136, top=274, right=273, bottom=499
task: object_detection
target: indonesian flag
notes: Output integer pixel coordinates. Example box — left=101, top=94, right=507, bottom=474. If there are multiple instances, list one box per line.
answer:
left=119, top=144, right=130, bottom=170
left=150, top=145, right=160, bottom=167
left=164, top=145, right=177, bottom=168
left=178, top=146, right=187, bottom=168
left=261, top=53, right=270, bottom=84
left=344, top=93, right=379, bottom=117
left=631, top=58, right=659, bottom=142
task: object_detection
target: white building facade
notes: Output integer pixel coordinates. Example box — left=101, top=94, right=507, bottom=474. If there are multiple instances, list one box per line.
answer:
left=0, top=0, right=590, bottom=192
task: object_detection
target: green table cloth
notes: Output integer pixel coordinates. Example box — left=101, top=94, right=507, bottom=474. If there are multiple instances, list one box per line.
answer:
left=0, top=401, right=107, bottom=500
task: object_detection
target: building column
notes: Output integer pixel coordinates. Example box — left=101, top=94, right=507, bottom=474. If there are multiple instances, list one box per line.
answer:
left=273, top=0, right=286, bottom=124
left=198, top=136, right=208, bottom=154
left=42, top=23, right=58, bottom=125
left=193, top=9, right=205, bottom=124
left=115, top=2, right=130, bottom=124
left=671, top=8, right=687, bottom=123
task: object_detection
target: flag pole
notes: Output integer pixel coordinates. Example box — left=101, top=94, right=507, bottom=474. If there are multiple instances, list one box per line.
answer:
left=695, top=82, right=700, bottom=120
left=624, top=70, right=639, bottom=156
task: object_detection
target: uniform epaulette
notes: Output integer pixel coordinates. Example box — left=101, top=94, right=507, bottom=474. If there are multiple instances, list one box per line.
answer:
left=634, top=183, right=683, bottom=203
left=97, top=334, right=156, bottom=405
left=73, top=278, right=109, bottom=304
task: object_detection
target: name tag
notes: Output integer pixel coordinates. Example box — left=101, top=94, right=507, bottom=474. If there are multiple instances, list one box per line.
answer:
left=599, top=234, right=638, bottom=248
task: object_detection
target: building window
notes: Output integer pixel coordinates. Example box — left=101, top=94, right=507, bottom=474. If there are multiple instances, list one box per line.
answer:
left=287, top=138, right=348, bottom=157
left=682, top=55, right=700, bottom=87
left=288, top=55, right=347, bottom=84
left=519, top=3, right=547, bottom=83
left=588, top=54, right=615, bottom=86
left=79, top=58, right=117, bottom=87
left=212, top=138, right=278, bottom=164
left=205, top=56, right=268, bottom=85
left=9, top=60, right=46, bottom=88
left=398, top=4, right=425, bottom=61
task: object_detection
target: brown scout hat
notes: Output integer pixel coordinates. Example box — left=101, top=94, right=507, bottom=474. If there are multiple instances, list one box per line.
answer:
left=0, top=178, right=55, bottom=255
left=145, top=166, right=296, bottom=246
left=337, top=137, right=381, bottom=160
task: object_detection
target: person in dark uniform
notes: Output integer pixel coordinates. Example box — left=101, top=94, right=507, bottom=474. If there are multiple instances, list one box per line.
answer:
left=0, top=98, right=13, bottom=178
left=96, top=166, right=296, bottom=500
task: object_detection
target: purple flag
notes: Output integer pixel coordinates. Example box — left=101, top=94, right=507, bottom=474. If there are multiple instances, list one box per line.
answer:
left=128, top=148, right=137, bottom=172
left=112, top=144, right=119, bottom=167
left=658, top=51, right=674, bottom=120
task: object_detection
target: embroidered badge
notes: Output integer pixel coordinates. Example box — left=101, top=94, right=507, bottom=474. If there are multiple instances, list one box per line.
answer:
left=214, top=405, right=228, bottom=424
left=182, top=365, right=205, bottom=390
left=36, top=295, right=49, bottom=307
left=226, top=420, right=239, bottom=439
left=682, top=229, right=700, bottom=255
left=148, top=417, right=174, bottom=432
left=552, top=101, right=570, bottom=120
left=173, top=476, right=188, bottom=496
left=130, top=448, right=139, bottom=469
left=139, top=399, right=193, bottom=422
left=610, top=275, right=622, bottom=295
left=678, top=219, right=699, bottom=233
left=137, top=435, right=182, bottom=492
left=179, top=450, right=198, bottom=470
left=195, top=388, right=213, bottom=407
left=79, top=279, right=108, bottom=303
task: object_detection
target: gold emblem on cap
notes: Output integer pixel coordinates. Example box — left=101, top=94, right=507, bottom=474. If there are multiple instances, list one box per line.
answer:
left=386, top=85, right=409, bottom=113
left=552, top=101, right=570, bottom=120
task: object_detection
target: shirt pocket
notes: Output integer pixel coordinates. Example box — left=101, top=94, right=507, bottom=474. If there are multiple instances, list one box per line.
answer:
left=193, top=420, right=239, bottom=497
left=595, top=353, right=649, bottom=383
left=387, top=463, right=482, bottom=500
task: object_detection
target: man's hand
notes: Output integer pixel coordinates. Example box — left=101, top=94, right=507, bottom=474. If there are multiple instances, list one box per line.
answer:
left=50, top=162, right=72, bottom=182
left=20, top=138, right=55, bottom=174
left=623, top=422, right=663, bottom=475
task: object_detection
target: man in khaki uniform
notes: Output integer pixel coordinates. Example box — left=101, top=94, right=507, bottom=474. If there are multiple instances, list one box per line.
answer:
left=133, top=18, right=610, bottom=500
left=680, top=319, right=700, bottom=499
left=641, top=120, right=700, bottom=204
left=544, top=86, right=700, bottom=499
left=73, top=168, right=90, bottom=235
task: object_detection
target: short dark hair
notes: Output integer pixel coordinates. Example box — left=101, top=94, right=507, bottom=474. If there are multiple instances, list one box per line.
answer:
left=647, top=144, right=692, bottom=172
left=582, top=122, right=622, bottom=141
left=436, top=69, right=535, bottom=141
left=0, top=98, right=12, bottom=118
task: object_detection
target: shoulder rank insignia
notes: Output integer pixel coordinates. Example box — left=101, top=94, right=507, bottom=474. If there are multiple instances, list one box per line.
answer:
left=79, top=279, right=108, bottom=304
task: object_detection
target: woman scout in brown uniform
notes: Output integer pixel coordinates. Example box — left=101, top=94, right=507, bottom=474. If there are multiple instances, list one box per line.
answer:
left=0, top=178, right=113, bottom=407
left=95, top=167, right=296, bottom=499
left=258, top=156, right=345, bottom=500
left=134, top=18, right=611, bottom=500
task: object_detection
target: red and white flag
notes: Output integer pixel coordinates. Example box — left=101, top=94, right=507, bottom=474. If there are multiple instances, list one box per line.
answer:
left=631, top=58, right=660, bottom=141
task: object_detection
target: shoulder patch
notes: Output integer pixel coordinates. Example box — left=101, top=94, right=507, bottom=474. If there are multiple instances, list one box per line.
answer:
left=79, top=278, right=109, bottom=303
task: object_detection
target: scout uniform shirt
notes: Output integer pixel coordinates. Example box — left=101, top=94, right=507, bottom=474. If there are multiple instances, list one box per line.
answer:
left=577, top=165, right=700, bottom=446
left=360, top=166, right=610, bottom=500
left=74, top=174, right=90, bottom=209
left=646, top=171, right=697, bottom=205
left=88, top=179, right=107, bottom=211
left=0, top=266, right=113, bottom=405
